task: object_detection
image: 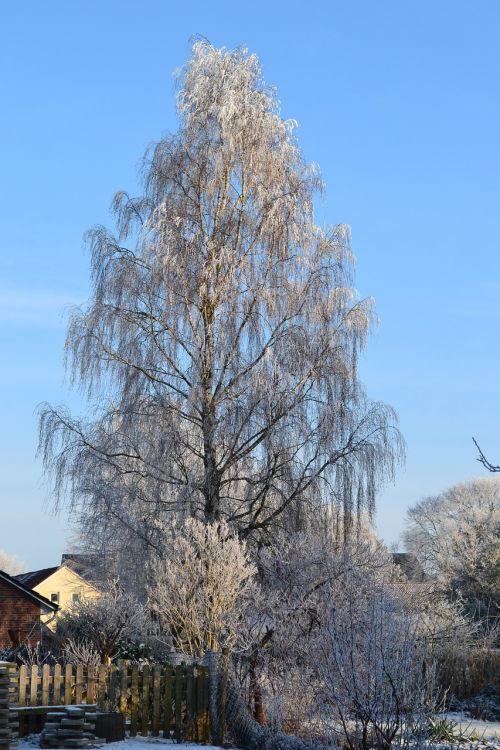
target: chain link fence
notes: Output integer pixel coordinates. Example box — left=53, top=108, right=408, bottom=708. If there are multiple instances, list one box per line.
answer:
left=206, top=651, right=334, bottom=750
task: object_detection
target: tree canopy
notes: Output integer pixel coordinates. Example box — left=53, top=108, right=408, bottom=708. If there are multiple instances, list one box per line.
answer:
left=405, top=476, right=500, bottom=624
left=39, top=42, right=402, bottom=551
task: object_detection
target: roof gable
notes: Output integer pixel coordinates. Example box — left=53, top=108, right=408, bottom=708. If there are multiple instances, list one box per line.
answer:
left=0, top=570, right=58, bottom=612
left=14, top=566, right=60, bottom=588
left=61, top=553, right=99, bottom=581
left=14, top=564, right=99, bottom=594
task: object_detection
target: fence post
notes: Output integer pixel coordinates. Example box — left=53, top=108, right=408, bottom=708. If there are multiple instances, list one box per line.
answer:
left=206, top=649, right=228, bottom=746
left=206, top=651, right=218, bottom=744
left=218, top=648, right=229, bottom=746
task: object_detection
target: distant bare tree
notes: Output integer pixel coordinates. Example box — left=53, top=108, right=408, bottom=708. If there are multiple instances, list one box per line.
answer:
left=404, top=477, right=500, bottom=624
left=39, top=41, right=402, bottom=549
left=0, top=548, right=25, bottom=575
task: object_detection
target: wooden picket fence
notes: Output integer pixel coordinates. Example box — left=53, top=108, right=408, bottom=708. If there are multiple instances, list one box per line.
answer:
left=11, top=661, right=210, bottom=741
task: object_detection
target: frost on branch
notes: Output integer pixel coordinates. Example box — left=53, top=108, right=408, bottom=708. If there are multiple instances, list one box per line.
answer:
left=38, top=40, right=402, bottom=551
left=405, top=476, right=500, bottom=626
left=0, top=548, right=25, bottom=575
left=148, top=518, right=257, bottom=656
left=314, top=574, right=436, bottom=750
left=56, top=578, right=159, bottom=665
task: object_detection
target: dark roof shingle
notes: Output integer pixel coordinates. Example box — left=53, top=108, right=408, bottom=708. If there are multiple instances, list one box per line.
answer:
left=13, top=566, right=60, bottom=588
left=392, top=552, right=428, bottom=582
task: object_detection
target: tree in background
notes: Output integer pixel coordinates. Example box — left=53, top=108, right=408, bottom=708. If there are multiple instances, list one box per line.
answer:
left=0, top=549, right=25, bottom=575
left=39, top=41, right=402, bottom=557
left=404, top=477, right=500, bottom=627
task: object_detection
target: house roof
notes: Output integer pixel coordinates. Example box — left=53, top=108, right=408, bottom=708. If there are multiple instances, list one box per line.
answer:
left=392, top=552, right=428, bottom=582
left=14, top=566, right=60, bottom=588
left=0, top=569, right=58, bottom=612
left=61, top=553, right=100, bottom=581
left=14, top=563, right=100, bottom=594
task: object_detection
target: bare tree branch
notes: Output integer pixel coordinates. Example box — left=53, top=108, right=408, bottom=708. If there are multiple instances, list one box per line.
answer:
left=473, top=436, right=500, bottom=472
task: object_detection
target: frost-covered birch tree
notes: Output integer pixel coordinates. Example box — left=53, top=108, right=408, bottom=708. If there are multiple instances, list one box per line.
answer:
left=39, top=41, right=402, bottom=548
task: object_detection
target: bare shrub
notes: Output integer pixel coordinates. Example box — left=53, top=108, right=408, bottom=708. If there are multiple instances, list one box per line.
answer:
left=233, top=531, right=435, bottom=747
left=148, top=518, right=257, bottom=656
left=314, top=578, right=436, bottom=750
left=436, top=646, right=500, bottom=700
left=56, top=578, right=156, bottom=665
left=61, top=638, right=102, bottom=669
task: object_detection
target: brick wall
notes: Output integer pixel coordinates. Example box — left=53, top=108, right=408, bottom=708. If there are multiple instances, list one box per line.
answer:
left=0, top=578, right=42, bottom=649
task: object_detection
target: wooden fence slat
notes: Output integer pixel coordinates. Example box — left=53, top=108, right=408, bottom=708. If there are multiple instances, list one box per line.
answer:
left=152, top=665, right=161, bottom=736
left=195, top=668, right=203, bottom=742
left=18, top=665, right=27, bottom=706
left=162, top=666, right=172, bottom=739
left=141, top=664, right=150, bottom=736
left=191, top=667, right=198, bottom=742
left=108, top=664, right=119, bottom=712
left=97, top=665, right=107, bottom=709
left=75, top=664, right=83, bottom=704
left=130, top=664, right=139, bottom=737
left=41, top=664, right=50, bottom=705
left=53, top=664, right=62, bottom=705
left=186, top=666, right=194, bottom=740
left=118, top=661, right=128, bottom=717
left=30, top=665, right=38, bottom=706
left=202, top=666, right=210, bottom=740
left=194, top=667, right=204, bottom=742
left=64, top=663, right=73, bottom=706
left=87, top=665, right=96, bottom=704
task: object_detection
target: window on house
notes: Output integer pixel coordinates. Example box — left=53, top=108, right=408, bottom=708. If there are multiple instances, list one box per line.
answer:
left=50, top=592, right=59, bottom=604
left=72, top=592, right=81, bottom=604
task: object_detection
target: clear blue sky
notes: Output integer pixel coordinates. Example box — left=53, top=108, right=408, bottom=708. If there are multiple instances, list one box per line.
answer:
left=1, top=1, right=499, bottom=569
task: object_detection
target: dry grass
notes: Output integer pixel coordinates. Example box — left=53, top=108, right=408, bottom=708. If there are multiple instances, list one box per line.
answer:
left=437, top=648, right=500, bottom=699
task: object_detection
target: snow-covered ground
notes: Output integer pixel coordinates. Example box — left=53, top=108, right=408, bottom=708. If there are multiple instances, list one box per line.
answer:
left=16, top=736, right=221, bottom=750
left=15, top=724, right=500, bottom=750
left=441, top=713, right=500, bottom=741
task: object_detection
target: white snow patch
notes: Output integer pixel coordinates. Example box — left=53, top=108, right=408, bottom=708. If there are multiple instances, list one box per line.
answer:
left=16, top=737, right=221, bottom=750
left=441, top=712, right=500, bottom=741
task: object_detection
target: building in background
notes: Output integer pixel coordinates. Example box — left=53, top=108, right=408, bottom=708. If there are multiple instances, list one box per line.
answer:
left=0, top=569, right=58, bottom=649
left=14, top=564, right=100, bottom=630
